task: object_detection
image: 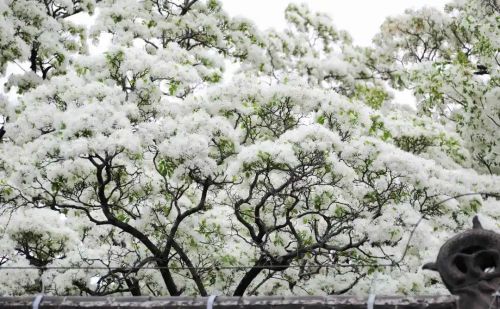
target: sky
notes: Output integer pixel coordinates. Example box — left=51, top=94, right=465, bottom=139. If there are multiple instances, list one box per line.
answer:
left=221, top=0, right=451, bottom=46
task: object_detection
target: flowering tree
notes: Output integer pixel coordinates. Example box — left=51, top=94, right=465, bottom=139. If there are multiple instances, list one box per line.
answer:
left=373, top=0, right=499, bottom=175
left=0, top=0, right=95, bottom=88
left=0, top=0, right=499, bottom=297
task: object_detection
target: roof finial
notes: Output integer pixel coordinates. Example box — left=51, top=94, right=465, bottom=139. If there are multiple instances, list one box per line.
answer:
left=472, top=216, right=483, bottom=229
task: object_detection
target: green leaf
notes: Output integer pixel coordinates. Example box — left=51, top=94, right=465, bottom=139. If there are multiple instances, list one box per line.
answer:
left=158, top=159, right=176, bottom=177
left=205, top=73, right=221, bottom=83
left=169, top=81, right=179, bottom=96
left=147, top=20, right=157, bottom=28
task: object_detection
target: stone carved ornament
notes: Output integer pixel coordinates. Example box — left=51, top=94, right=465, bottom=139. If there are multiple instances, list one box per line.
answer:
left=423, top=216, right=500, bottom=309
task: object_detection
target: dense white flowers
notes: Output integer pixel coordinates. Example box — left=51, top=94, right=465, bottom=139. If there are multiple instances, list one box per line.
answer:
left=0, top=0, right=498, bottom=298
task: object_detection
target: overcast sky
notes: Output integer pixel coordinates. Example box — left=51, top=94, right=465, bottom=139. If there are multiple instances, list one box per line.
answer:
left=221, top=0, right=450, bottom=46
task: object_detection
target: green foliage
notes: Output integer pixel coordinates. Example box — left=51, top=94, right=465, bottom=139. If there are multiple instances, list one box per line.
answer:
left=169, top=81, right=180, bottom=96
left=157, top=158, right=176, bottom=177
left=394, top=135, right=434, bottom=154
left=204, top=73, right=222, bottom=83
left=369, top=115, right=391, bottom=141
left=110, top=13, right=123, bottom=23
left=50, top=175, right=66, bottom=192
left=354, top=84, right=388, bottom=109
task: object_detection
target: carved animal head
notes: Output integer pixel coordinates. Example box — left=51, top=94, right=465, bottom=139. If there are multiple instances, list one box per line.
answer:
left=423, top=216, right=500, bottom=309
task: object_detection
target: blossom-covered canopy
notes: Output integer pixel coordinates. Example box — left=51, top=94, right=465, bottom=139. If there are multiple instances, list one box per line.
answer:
left=0, top=0, right=498, bottom=297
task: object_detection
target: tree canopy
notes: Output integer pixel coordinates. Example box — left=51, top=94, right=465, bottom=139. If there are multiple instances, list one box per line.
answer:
left=0, top=0, right=498, bottom=297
